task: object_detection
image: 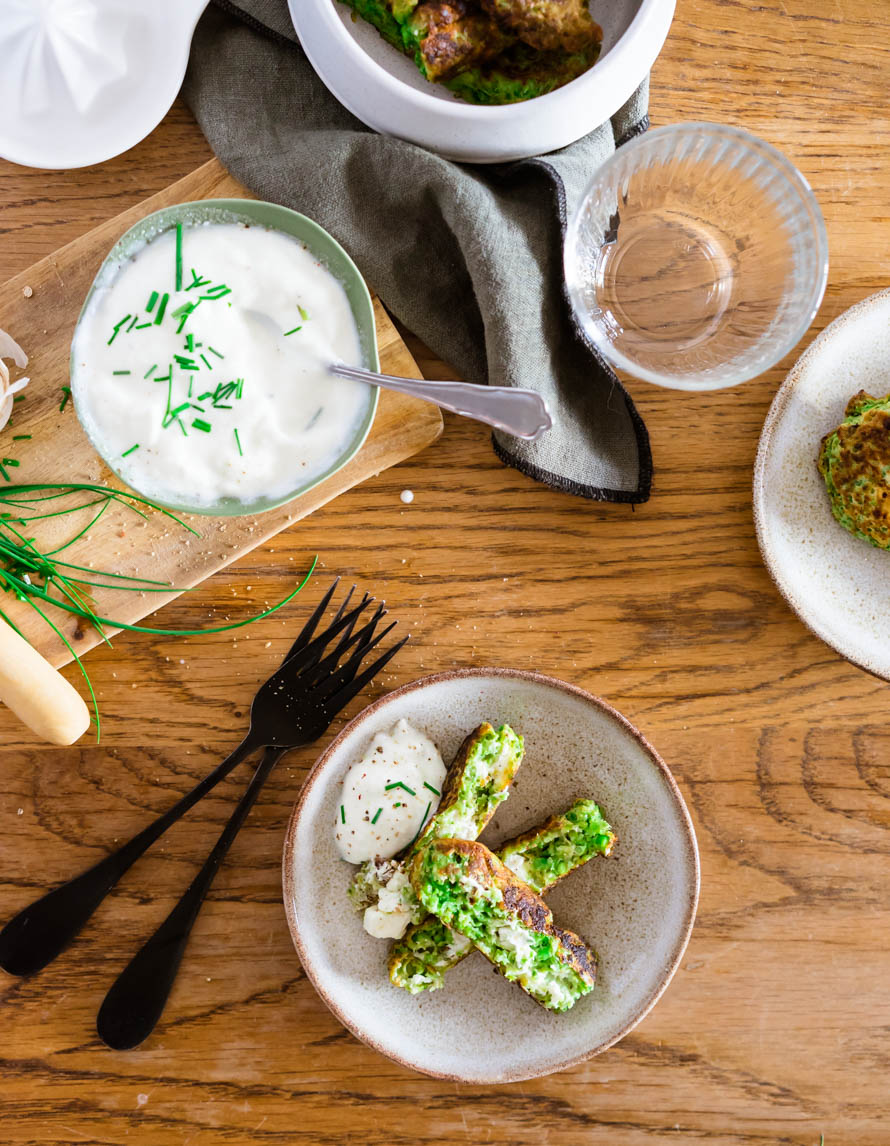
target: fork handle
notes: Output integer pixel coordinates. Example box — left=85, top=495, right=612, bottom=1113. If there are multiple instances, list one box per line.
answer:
left=97, top=745, right=286, bottom=1051
left=0, top=734, right=261, bottom=978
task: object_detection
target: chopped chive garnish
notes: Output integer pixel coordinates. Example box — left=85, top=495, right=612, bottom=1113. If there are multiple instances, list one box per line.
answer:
left=0, top=465, right=8, bottom=482
left=160, top=376, right=174, bottom=429
left=13, top=396, right=25, bottom=404
left=340, top=805, right=346, bottom=824
left=298, top=305, right=309, bottom=320
left=126, top=316, right=139, bottom=333
left=121, top=444, right=139, bottom=457
left=107, top=315, right=131, bottom=345
left=200, top=354, right=212, bottom=370
left=154, top=293, right=169, bottom=325
left=408, top=803, right=433, bottom=848
left=186, top=268, right=209, bottom=291
left=112, top=370, right=131, bottom=376
left=135, top=322, right=152, bottom=330
left=2, top=459, right=20, bottom=468
left=175, top=223, right=183, bottom=292
left=192, top=419, right=212, bottom=433
left=59, top=386, right=71, bottom=413
left=208, top=345, right=224, bottom=359
left=384, top=781, right=417, bottom=796
left=173, top=300, right=199, bottom=333
left=201, top=284, right=230, bottom=300
left=144, top=364, right=157, bottom=379
left=236, top=378, right=244, bottom=399
left=191, top=404, right=206, bottom=413
left=147, top=290, right=159, bottom=313
left=371, top=807, right=382, bottom=825
left=283, top=325, right=302, bottom=336
left=12, top=435, right=31, bottom=441
left=234, top=428, right=243, bottom=456
left=178, top=419, right=188, bottom=436
left=423, top=782, right=441, bottom=796
left=185, top=334, right=195, bottom=352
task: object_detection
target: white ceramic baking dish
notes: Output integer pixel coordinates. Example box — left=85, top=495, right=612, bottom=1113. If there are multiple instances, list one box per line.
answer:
left=289, top=0, right=675, bottom=163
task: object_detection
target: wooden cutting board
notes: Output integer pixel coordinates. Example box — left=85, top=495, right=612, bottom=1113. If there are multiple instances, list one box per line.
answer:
left=0, top=160, right=442, bottom=667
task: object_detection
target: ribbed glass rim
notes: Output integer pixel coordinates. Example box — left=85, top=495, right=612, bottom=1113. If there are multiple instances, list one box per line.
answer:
left=564, top=121, right=830, bottom=391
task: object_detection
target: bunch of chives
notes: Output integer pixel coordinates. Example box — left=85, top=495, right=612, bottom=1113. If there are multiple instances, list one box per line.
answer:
left=0, top=482, right=315, bottom=739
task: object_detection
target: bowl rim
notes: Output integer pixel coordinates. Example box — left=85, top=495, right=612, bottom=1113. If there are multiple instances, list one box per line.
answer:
left=296, top=0, right=671, bottom=121
left=752, top=286, right=890, bottom=684
left=281, top=666, right=701, bottom=1083
left=70, top=197, right=379, bottom=517
left=564, top=120, right=830, bottom=391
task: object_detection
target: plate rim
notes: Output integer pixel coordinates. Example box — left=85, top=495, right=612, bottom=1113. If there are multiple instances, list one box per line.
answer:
left=752, top=287, right=890, bottom=682
left=281, top=666, right=700, bottom=1083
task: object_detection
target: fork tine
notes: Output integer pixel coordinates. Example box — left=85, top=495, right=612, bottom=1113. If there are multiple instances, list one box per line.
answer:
left=282, top=577, right=341, bottom=666
left=314, top=618, right=398, bottom=699
left=304, top=603, right=386, bottom=686
left=283, top=596, right=376, bottom=676
left=321, top=634, right=409, bottom=712
left=313, top=590, right=369, bottom=670
left=299, top=586, right=360, bottom=674
left=331, top=585, right=357, bottom=625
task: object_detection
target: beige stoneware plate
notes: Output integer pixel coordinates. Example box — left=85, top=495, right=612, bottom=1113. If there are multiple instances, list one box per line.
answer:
left=754, top=289, right=890, bottom=679
left=282, top=668, right=699, bottom=1082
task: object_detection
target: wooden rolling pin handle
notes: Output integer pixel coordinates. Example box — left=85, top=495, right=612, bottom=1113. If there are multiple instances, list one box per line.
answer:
left=0, top=621, right=90, bottom=745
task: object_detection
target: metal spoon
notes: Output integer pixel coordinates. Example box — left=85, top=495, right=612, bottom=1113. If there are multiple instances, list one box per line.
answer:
left=329, top=363, right=553, bottom=441
left=243, top=310, right=552, bottom=441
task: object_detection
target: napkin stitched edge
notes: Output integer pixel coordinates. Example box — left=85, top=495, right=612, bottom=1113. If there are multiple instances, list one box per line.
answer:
left=491, top=149, right=652, bottom=503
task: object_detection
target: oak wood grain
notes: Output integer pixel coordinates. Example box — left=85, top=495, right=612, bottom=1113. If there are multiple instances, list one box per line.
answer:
left=1, top=0, right=889, bottom=1142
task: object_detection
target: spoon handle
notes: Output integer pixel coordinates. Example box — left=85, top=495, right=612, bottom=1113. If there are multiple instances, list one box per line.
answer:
left=0, top=735, right=259, bottom=977
left=330, top=364, right=553, bottom=441
left=97, top=746, right=285, bottom=1051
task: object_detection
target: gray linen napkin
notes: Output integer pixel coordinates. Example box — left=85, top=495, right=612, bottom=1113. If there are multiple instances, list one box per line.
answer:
left=183, top=0, right=652, bottom=502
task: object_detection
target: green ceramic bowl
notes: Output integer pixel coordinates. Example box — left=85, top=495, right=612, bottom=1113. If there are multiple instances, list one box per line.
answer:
left=70, top=198, right=379, bottom=516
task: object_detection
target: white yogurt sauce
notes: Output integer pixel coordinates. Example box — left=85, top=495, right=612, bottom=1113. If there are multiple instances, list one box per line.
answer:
left=334, top=719, right=445, bottom=865
left=72, top=221, right=371, bottom=507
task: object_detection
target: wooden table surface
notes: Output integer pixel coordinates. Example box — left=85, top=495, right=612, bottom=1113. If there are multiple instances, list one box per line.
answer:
left=1, top=1, right=888, bottom=1142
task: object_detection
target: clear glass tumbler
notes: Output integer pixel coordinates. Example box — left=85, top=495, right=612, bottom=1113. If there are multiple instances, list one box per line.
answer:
left=564, top=123, right=829, bottom=390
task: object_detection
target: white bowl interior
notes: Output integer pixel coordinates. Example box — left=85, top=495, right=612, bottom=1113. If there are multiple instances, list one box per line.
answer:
left=754, top=289, right=890, bottom=679
left=284, top=670, right=698, bottom=1083
left=332, top=0, right=643, bottom=102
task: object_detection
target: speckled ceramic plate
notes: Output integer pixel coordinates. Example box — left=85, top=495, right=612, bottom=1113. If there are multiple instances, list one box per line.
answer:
left=282, top=668, right=699, bottom=1083
left=754, top=289, right=890, bottom=679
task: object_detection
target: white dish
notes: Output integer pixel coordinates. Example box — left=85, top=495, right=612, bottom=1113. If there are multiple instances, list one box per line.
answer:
left=754, top=289, right=890, bottom=680
left=288, top=0, right=675, bottom=164
left=282, top=668, right=699, bottom=1083
left=0, top=0, right=208, bottom=170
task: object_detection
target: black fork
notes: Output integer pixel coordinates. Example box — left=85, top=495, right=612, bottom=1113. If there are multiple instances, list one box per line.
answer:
left=96, top=584, right=406, bottom=1049
left=0, top=580, right=406, bottom=981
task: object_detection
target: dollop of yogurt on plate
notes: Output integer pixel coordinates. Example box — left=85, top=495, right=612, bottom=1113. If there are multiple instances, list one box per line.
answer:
left=334, top=718, right=445, bottom=865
